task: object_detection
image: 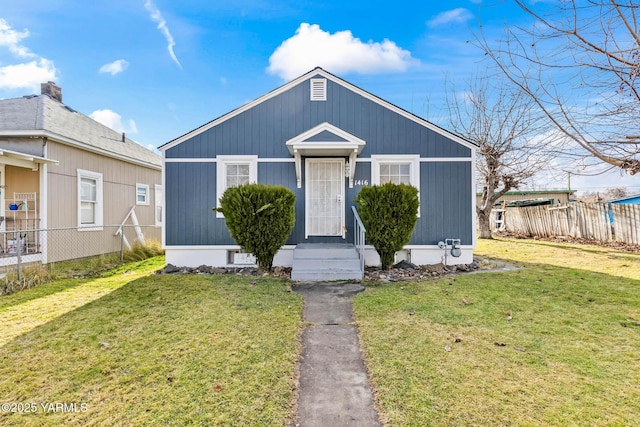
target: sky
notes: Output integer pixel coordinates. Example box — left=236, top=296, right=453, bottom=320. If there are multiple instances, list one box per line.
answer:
left=0, top=0, right=638, bottom=195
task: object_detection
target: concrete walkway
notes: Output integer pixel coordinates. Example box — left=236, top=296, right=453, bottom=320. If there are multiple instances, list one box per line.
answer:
left=293, top=282, right=382, bottom=427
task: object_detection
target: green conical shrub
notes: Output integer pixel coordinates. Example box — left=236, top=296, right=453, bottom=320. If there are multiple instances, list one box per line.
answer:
left=215, top=184, right=295, bottom=272
left=354, top=183, right=419, bottom=270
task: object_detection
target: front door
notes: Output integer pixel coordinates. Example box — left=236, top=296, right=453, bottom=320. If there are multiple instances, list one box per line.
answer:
left=305, top=158, right=345, bottom=237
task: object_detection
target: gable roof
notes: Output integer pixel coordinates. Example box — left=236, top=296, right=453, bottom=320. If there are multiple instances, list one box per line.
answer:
left=160, top=67, right=476, bottom=152
left=0, top=94, right=161, bottom=169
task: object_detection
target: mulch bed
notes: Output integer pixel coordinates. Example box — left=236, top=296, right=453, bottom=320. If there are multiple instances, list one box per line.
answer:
left=155, top=258, right=497, bottom=282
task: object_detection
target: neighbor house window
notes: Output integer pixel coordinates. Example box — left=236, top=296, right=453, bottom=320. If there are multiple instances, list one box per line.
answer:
left=136, top=183, right=150, bottom=205
left=77, top=169, right=103, bottom=229
left=216, top=155, right=258, bottom=218
left=155, top=184, right=163, bottom=227
left=371, top=155, right=421, bottom=216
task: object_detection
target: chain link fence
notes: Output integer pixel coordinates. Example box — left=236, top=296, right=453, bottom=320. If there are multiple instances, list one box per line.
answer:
left=0, top=224, right=162, bottom=289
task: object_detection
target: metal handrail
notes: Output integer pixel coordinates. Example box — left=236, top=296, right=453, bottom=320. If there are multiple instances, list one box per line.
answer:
left=351, top=206, right=366, bottom=274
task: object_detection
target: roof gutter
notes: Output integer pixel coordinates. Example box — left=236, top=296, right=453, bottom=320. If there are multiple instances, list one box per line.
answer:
left=0, top=130, right=161, bottom=171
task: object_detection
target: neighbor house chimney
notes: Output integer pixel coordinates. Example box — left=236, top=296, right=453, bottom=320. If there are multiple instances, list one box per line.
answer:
left=41, top=81, right=62, bottom=102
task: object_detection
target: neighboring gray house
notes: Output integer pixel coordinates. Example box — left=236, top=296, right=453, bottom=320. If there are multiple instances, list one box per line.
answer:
left=160, top=68, right=477, bottom=276
left=0, top=82, right=162, bottom=266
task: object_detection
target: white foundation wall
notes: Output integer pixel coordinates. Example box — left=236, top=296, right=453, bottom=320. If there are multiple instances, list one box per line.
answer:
left=407, top=246, right=474, bottom=266
left=166, top=245, right=474, bottom=268
left=165, top=246, right=295, bottom=268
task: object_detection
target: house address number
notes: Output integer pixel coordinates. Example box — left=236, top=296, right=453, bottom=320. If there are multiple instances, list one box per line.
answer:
left=354, top=179, right=369, bottom=186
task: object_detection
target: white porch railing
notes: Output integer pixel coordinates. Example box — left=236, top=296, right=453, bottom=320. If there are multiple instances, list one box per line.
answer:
left=351, top=206, right=366, bottom=274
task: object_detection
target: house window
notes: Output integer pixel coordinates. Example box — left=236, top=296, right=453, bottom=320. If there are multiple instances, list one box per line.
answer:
left=371, top=155, right=421, bottom=216
left=379, top=163, right=412, bottom=185
left=225, top=164, right=251, bottom=188
left=136, top=183, right=150, bottom=205
left=216, top=156, right=258, bottom=218
left=77, top=169, right=103, bottom=229
left=155, top=184, right=163, bottom=227
left=310, top=78, right=327, bottom=101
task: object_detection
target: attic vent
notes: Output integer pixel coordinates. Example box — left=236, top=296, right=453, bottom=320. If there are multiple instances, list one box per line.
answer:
left=310, top=78, right=327, bottom=101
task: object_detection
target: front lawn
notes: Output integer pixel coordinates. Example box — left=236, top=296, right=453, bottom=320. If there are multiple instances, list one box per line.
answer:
left=0, top=258, right=303, bottom=426
left=354, top=238, right=640, bottom=426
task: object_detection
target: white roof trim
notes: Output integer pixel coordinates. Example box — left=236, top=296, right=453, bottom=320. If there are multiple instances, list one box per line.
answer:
left=285, top=122, right=366, bottom=156
left=160, top=67, right=477, bottom=152
left=0, top=130, right=161, bottom=170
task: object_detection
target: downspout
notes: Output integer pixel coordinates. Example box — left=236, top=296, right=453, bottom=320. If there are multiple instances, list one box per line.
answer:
left=40, top=136, right=48, bottom=264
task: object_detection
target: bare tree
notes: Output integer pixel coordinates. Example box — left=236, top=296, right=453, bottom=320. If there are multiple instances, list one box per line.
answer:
left=442, top=75, right=553, bottom=238
left=603, top=187, right=629, bottom=199
left=477, top=0, right=640, bottom=175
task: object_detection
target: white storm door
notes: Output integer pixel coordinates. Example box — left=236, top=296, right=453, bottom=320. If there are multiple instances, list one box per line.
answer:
left=305, top=158, right=345, bottom=237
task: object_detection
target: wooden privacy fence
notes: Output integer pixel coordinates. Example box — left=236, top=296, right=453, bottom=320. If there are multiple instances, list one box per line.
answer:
left=492, top=203, right=640, bottom=245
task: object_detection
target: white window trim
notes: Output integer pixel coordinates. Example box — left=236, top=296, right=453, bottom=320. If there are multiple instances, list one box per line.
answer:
left=155, top=184, right=163, bottom=227
left=215, top=155, right=258, bottom=218
left=77, top=169, right=103, bottom=231
left=371, top=155, right=421, bottom=217
left=136, top=183, right=150, bottom=206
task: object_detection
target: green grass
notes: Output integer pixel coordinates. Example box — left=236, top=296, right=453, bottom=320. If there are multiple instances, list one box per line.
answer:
left=354, top=238, right=640, bottom=426
left=1, top=240, right=165, bottom=297
left=0, top=259, right=303, bottom=426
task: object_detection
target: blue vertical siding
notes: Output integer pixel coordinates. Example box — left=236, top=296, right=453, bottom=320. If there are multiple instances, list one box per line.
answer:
left=166, top=75, right=471, bottom=159
left=164, top=72, right=475, bottom=248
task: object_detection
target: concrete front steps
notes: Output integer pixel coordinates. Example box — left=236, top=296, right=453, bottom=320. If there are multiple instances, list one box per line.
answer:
left=291, top=243, right=363, bottom=282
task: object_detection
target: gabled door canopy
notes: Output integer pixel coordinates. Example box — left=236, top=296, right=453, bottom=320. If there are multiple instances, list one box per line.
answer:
left=285, top=122, right=365, bottom=188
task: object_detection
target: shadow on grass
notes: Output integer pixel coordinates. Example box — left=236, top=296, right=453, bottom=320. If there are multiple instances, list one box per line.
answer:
left=0, top=272, right=303, bottom=426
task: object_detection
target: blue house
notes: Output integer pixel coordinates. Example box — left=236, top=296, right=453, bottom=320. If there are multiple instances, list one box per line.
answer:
left=609, top=193, right=640, bottom=205
left=160, top=68, right=477, bottom=278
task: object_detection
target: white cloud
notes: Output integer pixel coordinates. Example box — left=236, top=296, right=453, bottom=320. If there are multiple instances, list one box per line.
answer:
left=0, top=19, right=58, bottom=91
left=0, top=59, right=57, bottom=91
left=0, top=18, right=34, bottom=58
left=427, top=8, right=474, bottom=28
left=144, top=0, right=182, bottom=69
left=90, top=109, right=138, bottom=135
left=99, top=59, right=129, bottom=75
left=267, top=23, right=417, bottom=81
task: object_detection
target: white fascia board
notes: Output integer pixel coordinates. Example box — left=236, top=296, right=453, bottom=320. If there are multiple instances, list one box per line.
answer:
left=160, top=70, right=323, bottom=152
left=163, top=157, right=296, bottom=163
left=286, top=122, right=366, bottom=146
left=0, top=130, right=161, bottom=171
left=159, top=68, right=477, bottom=153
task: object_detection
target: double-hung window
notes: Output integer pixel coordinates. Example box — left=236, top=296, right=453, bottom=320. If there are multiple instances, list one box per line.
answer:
left=78, top=169, right=103, bottom=230
left=371, top=155, right=421, bottom=216
left=215, top=155, right=258, bottom=218
left=136, top=183, right=150, bottom=205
